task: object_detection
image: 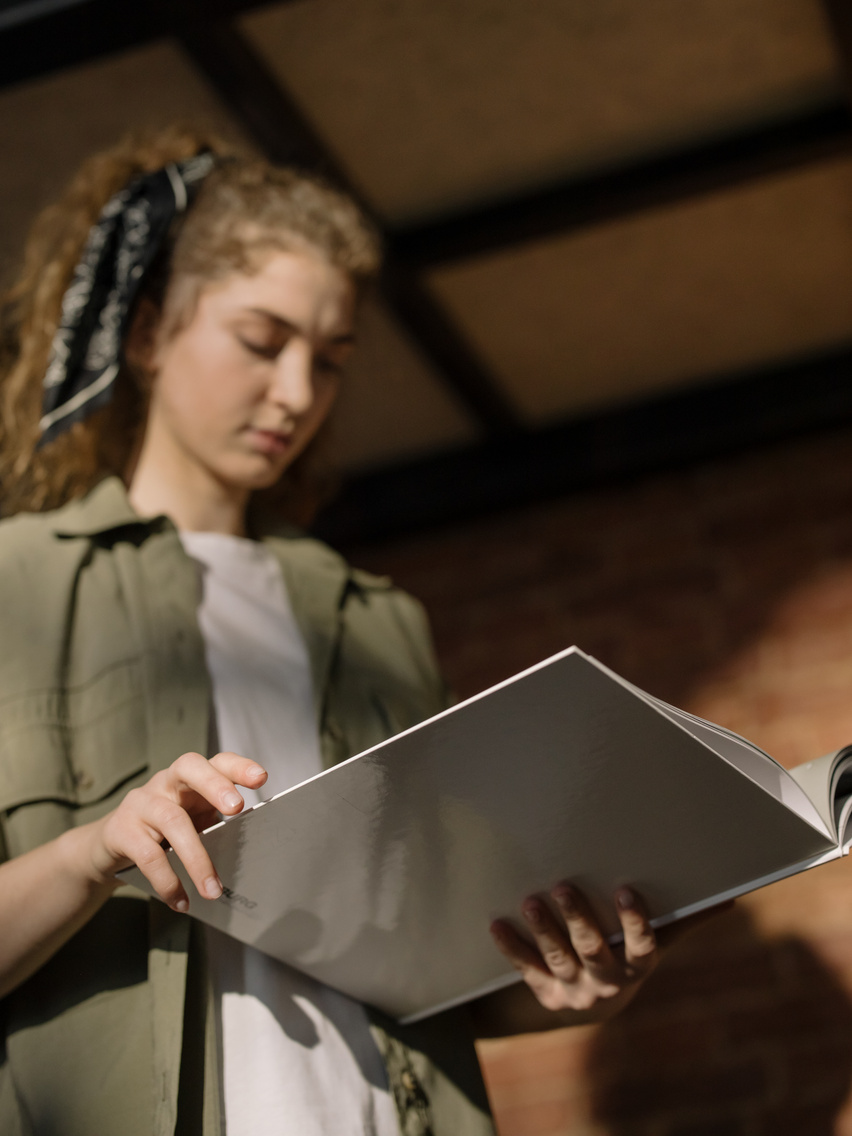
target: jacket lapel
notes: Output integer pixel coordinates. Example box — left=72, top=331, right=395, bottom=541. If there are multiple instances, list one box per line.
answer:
left=264, top=535, right=351, bottom=741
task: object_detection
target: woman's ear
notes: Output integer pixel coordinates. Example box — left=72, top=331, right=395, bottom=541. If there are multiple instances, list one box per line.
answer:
left=124, top=297, right=162, bottom=378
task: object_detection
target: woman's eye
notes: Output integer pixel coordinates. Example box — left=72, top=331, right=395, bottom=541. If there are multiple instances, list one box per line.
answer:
left=238, top=337, right=281, bottom=360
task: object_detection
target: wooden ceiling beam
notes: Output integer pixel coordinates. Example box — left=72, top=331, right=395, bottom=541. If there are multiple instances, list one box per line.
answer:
left=177, top=16, right=522, bottom=434
left=175, top=13, right=344, bottom=177
left=393, top=101, right=852, bottom=268
left=0, top=0, right=278, bottom=88
left=315, top=343, right=852, bottom=545
left=822, top=0, right=852, bottom=104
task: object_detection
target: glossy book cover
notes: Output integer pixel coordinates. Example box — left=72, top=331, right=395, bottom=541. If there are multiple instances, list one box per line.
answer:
left=120, top=647, right=849, bottom=1022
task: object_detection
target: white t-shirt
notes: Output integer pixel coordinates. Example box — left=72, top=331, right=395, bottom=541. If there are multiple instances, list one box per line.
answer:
left=180, top=532, right=399, bottom=1136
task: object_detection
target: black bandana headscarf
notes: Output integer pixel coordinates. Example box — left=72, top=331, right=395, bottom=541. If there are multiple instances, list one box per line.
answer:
left=39, top=151, right=216, bottom=445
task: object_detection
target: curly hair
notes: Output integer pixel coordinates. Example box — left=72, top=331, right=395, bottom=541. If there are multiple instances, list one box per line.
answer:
left=0, top=124, right=381, bottom=520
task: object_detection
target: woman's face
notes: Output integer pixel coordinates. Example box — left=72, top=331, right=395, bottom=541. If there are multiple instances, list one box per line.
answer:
left=143, top=247, right=356, bottom=497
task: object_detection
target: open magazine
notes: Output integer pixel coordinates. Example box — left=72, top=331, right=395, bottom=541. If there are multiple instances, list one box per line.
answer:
left=120, top=646, right=852, bottom=1022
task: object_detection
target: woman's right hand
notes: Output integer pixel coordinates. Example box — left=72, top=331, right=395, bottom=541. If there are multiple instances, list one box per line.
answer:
left=86, top=751, right=268, bottom=912
left=0, top=751, right=267, bottom=999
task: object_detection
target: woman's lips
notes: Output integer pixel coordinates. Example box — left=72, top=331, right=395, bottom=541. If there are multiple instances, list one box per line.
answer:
left=247, top=428, right=292, bottom=456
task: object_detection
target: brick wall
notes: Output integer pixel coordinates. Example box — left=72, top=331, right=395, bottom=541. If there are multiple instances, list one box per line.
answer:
left=343, top=424, right=852, bottom=1136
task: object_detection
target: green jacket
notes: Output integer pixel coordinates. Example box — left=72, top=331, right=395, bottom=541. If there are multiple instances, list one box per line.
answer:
left=0, top=478, right=495, bottom=1136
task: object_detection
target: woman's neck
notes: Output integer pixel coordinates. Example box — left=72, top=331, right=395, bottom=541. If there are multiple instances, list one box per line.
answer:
left=128, top=439, right=250, bottom=537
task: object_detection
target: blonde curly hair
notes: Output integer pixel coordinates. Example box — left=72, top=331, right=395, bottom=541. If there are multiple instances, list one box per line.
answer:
left=0, top=124, right=381, bottom=520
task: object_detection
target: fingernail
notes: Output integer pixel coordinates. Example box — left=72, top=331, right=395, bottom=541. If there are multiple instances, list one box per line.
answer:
left=173, top=897, right=189, bottom=913
left=553, top=886, right=577, bottom=914
left=205, top=875, right=223, bottom=900
left=522, top=900, right=544, bottom=926
left=616, top=888, right=635, bottom=910
left=223, top=791, right=242, bottom=811
left=248, top=766, right=266, bottom=781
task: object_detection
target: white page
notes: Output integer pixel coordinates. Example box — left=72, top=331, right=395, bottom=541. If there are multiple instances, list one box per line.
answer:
left=635, top=696, right=828, bottom=835
left=789, top=748, right=852, bottom=839
left=606, top=671, right=829, bottom=836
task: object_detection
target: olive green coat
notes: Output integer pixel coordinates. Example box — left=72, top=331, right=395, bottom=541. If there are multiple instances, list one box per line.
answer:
left=0, top=478, right=495, bottom=1136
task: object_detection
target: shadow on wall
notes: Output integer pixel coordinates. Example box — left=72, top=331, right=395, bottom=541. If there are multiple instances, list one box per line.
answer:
left=586, top=905, right=852, bottom=1135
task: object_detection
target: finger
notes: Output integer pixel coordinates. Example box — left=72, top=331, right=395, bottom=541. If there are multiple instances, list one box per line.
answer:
left=490, top=919, right=585, bottom=1010
left=151, top=799, right=224, bottom=903
left=209, top=751, right=268, bottom=792
left=490, top=920, right=554, bottom=981
left=119, top=786, right=223, bottom=905
left=551, top=884, right=619, bottom=985
left=120, top=823, right=192, bottom=913
left=167, top=751, right=265, bottom=816
left=615, top=888, right=657, bottom=972
left=519, top=897, right=582, bottom=982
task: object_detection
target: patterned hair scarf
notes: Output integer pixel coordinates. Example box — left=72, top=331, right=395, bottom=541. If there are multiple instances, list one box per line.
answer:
left=38, top=151, right=216, bottom=445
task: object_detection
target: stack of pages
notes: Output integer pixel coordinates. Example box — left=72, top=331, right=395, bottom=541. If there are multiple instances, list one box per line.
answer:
left=121, top=647, right=852, bottom=1022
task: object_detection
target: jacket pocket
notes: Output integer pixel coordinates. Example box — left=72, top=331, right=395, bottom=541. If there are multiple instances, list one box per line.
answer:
left=0, top=658, right=148, bottom=812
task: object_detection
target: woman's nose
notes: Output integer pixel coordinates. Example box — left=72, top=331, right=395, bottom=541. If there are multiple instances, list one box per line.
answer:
left=269, top=338, right=314, bottom=416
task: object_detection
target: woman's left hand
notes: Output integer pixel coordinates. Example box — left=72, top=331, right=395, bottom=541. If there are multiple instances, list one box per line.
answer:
left=489, top=882, right=656, bottom=1016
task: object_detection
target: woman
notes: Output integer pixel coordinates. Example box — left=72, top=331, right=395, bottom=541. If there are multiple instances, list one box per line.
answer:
left=0, top=127, right=658, bottom=1136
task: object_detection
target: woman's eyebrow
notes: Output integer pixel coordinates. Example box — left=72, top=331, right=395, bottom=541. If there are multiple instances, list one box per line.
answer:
left=244, top=308, right=356, bottom=346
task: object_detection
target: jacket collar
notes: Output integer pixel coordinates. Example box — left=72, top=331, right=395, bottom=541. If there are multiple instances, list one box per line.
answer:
left=49, top=476, right=164, bottom=537
left=47, top=476, right=343, bottom=549
left=46, top=476, right=395, bottom=749
left=47, top=474, right=356, bottom=662
left=47, top=478, right=365, bottom=593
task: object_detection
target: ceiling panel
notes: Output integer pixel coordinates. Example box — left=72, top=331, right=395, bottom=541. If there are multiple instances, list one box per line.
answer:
left=0, top=40, right=248, bottom=276
left=242, top=0, right=842, bottom=223
left=427, top=156, right=852, bottom=422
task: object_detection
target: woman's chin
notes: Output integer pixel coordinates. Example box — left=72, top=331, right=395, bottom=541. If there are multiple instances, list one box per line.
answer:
left=219, top=452, right=294, bottom=492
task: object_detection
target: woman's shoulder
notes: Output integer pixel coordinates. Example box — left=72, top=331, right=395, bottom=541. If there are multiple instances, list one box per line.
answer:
left=265, top=527, right=439, bottom=667
left=263, top=527, right=420, bottom=615
left=274, top=530, right=447, bottom=703
left=0, top=502, right=65, bottom=560
left=0, top=477, right=135, bottom=569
